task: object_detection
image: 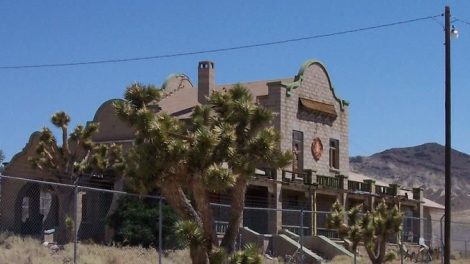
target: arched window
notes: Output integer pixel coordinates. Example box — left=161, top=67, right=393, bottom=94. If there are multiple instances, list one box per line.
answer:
left=21, top=197, right=29, bottom=222
left=40, top=190, right=52, bottom=220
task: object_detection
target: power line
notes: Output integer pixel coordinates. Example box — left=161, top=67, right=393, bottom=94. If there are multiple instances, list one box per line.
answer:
left=431, top=16, right=444, bottom=28
left=0, top=14, right=440, bottom=70
left=456, top=18, right=470, bottom=26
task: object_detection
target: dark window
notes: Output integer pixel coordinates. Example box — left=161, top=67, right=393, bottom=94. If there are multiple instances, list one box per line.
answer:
left=292, top=131, right=304, bottom=171
left=39, top=191, right=52, bottom=218
left=21, top=197, right=30, bottom=222
left=329, top=139, right=340, bottom=170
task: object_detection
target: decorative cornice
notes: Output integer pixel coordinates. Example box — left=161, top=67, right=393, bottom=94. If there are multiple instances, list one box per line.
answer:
left=281, top=60, right=349, bottom=110
left=280, top=75, right=303, bottom=97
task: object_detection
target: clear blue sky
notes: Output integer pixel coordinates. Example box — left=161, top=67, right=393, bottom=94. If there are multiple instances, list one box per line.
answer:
left=1, top=0, right=469, bottom=161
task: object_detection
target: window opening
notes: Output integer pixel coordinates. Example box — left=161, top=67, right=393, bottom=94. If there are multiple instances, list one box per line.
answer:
left=21, top=197, right=30, bottom=222
left=39, top=191, right=52, bottom=219
left=329, top=139, right=340, bottom=170
left=292, top=131, right=304, bottom=171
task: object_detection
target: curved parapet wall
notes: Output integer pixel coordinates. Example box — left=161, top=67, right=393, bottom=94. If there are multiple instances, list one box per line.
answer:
left=5, top=131, right=52, bottom=180
left=91, top=99, right=134, bottom=142
left=160, top=73, right=194, bottom=98
left=282, top=60, right=349, bottom=110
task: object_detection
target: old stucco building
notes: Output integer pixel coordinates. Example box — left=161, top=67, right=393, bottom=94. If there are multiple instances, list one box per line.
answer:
left=1, top=60, right=443, bottom=246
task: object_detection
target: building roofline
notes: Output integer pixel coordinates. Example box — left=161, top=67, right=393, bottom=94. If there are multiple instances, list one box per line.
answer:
left=5, top=131, right=40, bottom=170
left=299, top=60, right=349, bottom=109
left=92, top=98, right=124, bottom=122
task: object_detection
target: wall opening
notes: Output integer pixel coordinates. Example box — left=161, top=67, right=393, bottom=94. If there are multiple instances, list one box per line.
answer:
left=292, top=130, right=304, bottom=171
left=329, top=138, right=340, bottom=170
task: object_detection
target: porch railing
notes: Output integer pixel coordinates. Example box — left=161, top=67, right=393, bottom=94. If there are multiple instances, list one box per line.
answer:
left=214, top=220, right=229, bottom=234
left=348, top=180, right=371, bottom=192
left=282, top=169, right=315, bottom=185
left=316, top=175, right=341, bottom=189
left=376, top=185, right=394, bottom=195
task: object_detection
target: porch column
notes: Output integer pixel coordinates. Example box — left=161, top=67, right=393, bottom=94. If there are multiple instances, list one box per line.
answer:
left=336, top=174, right=348, bottom=208
left=364, top=179, right=376, bottom=211
left=413, top=187, right=424, bottom=240
left=268, top=182, right=282, bottom=234
left=389, top=183, right=400, bottom=196
left=309, top=188, right=317, bottom=236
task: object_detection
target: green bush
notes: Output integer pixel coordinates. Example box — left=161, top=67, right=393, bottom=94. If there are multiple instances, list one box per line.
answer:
left=107, top=196, right=183, bottom=249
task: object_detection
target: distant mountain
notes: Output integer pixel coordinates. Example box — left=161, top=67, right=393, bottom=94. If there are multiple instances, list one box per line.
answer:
left=350, top=143, right=470, bottom=212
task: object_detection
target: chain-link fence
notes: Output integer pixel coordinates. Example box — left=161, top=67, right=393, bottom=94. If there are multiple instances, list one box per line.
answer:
left=1, top=174, right=470, bottom=263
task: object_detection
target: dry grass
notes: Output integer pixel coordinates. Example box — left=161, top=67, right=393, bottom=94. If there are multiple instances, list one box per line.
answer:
left=2, top=233, right=467, bottom=264
left=0, top=233, right=284, bottom=264
left=0, top=232, right=183, bottom=264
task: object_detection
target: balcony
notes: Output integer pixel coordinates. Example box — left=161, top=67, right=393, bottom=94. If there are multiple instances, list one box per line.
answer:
left=281, top=170, right=345, bottom=189
left=279, top=170, right=402, bottom=198
left=375, top=185, right=397, bottom=196
left=317, top=175, right=343, bottom=189
left=347, top=180, right=371, bottom=192
left=256, top=167, right=277, bottom=179
left=282, top=169, right=316, bottom=185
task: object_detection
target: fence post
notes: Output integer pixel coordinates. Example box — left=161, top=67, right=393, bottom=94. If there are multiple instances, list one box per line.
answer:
left=400, top=225, right=404, bottom=264
left=300, top=209, right=304, bottom=264
left=440, top=214, right=445, bottom=264
left=158, top=196, right=163, bottom=264
left=73, top=182, right=78, bottom=264
left=465, top=240, right=468, bottom=259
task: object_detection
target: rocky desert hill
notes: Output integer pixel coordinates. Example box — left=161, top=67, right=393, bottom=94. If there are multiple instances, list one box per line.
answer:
left=350, top=143, right=470, bottom=212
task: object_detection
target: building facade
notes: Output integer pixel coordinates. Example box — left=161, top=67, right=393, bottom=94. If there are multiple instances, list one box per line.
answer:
left=0, top=60, right=442, bottom=246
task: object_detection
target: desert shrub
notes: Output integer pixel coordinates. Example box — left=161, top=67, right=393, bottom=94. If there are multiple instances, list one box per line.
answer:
left=107, top=195, right=183, bottom=249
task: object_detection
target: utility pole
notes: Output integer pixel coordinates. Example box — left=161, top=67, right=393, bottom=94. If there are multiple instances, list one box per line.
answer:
left=444, top=5, right=452, bottom=264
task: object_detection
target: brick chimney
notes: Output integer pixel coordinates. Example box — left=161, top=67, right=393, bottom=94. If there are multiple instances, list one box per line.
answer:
left=198, top=61, right=215, bottom=104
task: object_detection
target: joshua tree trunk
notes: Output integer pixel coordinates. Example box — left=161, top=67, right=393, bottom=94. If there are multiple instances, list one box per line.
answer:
left=191, top=178, right=216, bottom=251
left=160, top=181, right=209, bottom=264
left=220, top=176, right=248, bottom=254
left=351, top=245, right=358, bottom=264
left=189, top=244, right=209, bottom=264
left=55, top=187, right=75, bottom=244
left=105, top=175, right=124, bottom=241
left=365, top=236, right=387, bottom=264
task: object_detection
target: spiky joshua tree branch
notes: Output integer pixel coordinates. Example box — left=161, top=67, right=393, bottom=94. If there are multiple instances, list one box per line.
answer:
left=328, top=199, right=402, bottom=264
left=114, top=83, right=291, bottom=263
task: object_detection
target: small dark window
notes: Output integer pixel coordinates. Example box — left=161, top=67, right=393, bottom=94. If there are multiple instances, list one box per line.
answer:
left=329, top=139, right=340, bottom=170
left=39, top=191, right=52, bottom=218
left=21, top=197, right=30, bottom=222
left=292, top=131, right=304, bottom=171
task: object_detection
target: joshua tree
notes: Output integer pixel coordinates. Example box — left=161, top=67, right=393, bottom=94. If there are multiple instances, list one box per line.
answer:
left=328, top=199, right=402, bottom=264
left=29, top=111, right=124, bottom=243
left=212, top=85, right=292, bottom=254
left=115, top=83, right=291, bottom=263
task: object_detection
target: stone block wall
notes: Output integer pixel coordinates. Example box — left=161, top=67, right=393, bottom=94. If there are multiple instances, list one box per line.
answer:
left=272, top=62, right=349, bottom=177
